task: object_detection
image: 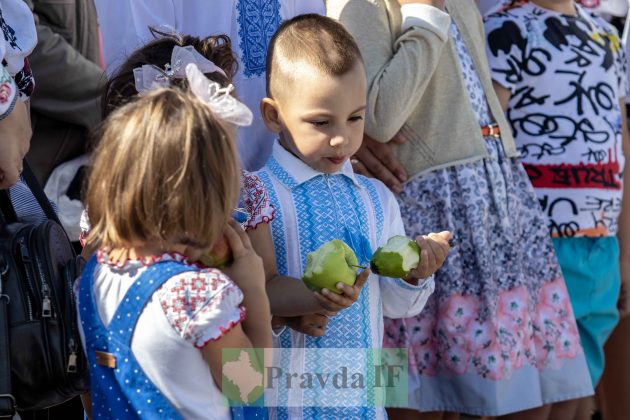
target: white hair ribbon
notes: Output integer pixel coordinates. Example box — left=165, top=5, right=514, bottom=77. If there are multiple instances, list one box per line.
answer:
left=133, top=45, right=227, bottom=93
left=185, top=63, right=253, bottom=127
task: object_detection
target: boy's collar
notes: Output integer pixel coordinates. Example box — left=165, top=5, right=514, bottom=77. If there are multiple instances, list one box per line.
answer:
left=270, top=140, right=361, bottom=188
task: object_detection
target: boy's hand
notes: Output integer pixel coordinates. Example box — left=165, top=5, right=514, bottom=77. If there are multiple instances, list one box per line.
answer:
left=313, top=270, right=370, bottom=312
left=406, top=231, right=451, bottom=283
left=277, top=311, right=338, bottom=337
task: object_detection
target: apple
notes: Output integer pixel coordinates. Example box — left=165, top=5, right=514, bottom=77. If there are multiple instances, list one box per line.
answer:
left=302, top=240, right=359, bottom=294
left=370, top=235, right=420, bottom=278
left=199, top=235, right=233, bottom=268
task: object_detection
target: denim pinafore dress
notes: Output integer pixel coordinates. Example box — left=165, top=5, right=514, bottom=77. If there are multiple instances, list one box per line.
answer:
left=79, top=256, right=195, bottom=419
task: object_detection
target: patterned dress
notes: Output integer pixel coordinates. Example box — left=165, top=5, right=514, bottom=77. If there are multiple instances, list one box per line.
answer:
left=382, top=21, right=593, bottom=416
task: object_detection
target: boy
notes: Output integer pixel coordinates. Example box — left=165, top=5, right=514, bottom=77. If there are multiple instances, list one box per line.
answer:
left=256, top=14, right=451, bottom=418
left=485, top=0, right=630, bottom=400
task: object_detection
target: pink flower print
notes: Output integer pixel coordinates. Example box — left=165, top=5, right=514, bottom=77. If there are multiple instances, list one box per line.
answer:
left=443, top=341, right=471, bottom=375
left=535, top=302, right=561, bottom=339
left=383, top=318, right=405, bottom=349
left=465, top=319, right=494, bottom=351
left=539, top=279, right=572, bottom=315
left=0, top=82, right=11, bottom=104
left=412, top=339, right=439, bottom=376
left=407, top=314, right=436, bottom=347
left=497, top=287, right=529, bottom=326
left=474, top=340, right=506, bottom=380
left=438, top=294, right=478, bottom=336
left=532, top=303, right=562, bottom=369
left=554, top=320, right=581, bottom=360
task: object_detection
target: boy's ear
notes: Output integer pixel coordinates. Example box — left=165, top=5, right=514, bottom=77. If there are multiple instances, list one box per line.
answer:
left=260, top=97, right=282, bottom=133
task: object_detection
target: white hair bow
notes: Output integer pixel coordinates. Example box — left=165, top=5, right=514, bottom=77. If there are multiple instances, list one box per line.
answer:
left=132, top=46, right=253, bottom=127
left=133, top=45, right=227, bottom=92
left=185, top=63, right=253, bottom=127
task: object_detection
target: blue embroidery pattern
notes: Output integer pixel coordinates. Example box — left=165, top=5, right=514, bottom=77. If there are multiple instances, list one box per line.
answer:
left=236, top=0, right=281, bottom=78
left=258, top=169, right=290, bottom=287
left=358, top=177, right=385, bottom=246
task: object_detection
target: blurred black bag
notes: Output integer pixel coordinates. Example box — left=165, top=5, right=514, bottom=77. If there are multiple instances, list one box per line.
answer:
left=0, top=162, right=89, bottom=417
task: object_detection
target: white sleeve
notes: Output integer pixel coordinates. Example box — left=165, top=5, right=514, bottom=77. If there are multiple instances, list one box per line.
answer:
left=377, top=186, right=434, bottom=318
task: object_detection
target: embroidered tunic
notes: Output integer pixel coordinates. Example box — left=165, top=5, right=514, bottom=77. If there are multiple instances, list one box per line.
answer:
left=256, top=141, right=435, bottom=419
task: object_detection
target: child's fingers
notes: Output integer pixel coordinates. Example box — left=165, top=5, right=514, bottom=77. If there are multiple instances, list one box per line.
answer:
left=336, top=270, right=370, bottom=300
left=303, top=314, right=330, bottom=335
left=228, top=219, right=253, bottom=250
left=313, top=291, right=347, bottom=311
left=223, top=223, right=245, bottom=257
left=430, top=231, right=452, bottom=257
left=424, top=235, right=447, bottom=264
left=353, top=269, right=370, bottom=290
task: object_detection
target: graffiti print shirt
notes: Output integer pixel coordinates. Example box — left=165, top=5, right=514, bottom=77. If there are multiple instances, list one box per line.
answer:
left=485, top=3, right=627, bottom=237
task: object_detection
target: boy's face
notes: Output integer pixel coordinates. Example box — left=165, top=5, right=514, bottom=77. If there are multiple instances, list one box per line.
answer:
left=262, top=62, right=367, bottom=173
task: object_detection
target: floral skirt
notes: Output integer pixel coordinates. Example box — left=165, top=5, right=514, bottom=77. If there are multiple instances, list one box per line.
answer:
left=384, top=137, right=593, bottom=415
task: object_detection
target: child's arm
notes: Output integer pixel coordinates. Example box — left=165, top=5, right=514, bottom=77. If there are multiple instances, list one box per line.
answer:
left=327, top=0, right=451, bottom=142
left=201, top=221, right=271, bottom=389
left=222, top=221, right=271, bottom=349
left=379, top=191, right=448, bottom=318
left=248, top=221, right=370, bottom=316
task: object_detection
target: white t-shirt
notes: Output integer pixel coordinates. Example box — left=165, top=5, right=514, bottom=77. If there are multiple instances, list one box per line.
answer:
left=485, top=2, right=627, bottom=237
left=93, top=0, right=325, bottom=171
left=77, top=252, right=245, bottom=420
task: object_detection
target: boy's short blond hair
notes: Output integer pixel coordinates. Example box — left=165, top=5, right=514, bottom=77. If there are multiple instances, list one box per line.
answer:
left=266, top=14, right=364, bottom=98
left=86, top=88, right=240, bottom=251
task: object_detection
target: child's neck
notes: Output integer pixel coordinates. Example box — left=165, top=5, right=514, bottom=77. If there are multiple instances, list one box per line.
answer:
left=531, top=0, right=578, bottom=15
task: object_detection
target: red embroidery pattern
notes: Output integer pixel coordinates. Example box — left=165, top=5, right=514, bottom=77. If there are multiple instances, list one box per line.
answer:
left=157, top=270, right=244, bottom=346
left=241, top=171, right=275, bottom=230
left=0, top=81, right=12, bottom=104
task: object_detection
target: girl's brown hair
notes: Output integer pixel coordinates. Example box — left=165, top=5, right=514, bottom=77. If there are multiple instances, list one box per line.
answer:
left=86, top=87, right=240, bottom=250
left=103, top=28, right=237, bottom=117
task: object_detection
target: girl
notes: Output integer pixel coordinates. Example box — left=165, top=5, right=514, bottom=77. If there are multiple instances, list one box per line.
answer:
left=79, top=81, right=271, bottom=418
left=328, top=0, right=593, bottom=419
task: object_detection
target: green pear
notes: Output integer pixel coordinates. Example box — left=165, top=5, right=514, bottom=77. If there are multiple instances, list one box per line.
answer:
left=370, top=235, right=420, bottom=278
left=302, top=240, right=359, bottom=294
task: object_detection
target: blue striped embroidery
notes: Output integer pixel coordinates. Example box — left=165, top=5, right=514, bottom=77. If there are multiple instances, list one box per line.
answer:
left=256, top=170, right=288, bottom=275
left=358, top=176, right=385, bottom=246
left=236, top=0, right=281, bottom=77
